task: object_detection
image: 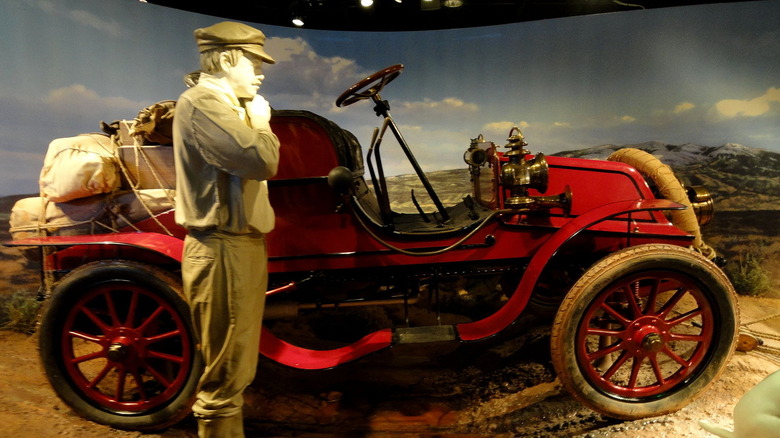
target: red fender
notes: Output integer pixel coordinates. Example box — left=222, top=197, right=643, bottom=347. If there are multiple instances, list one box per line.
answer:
left=4, top=232, right=184, bottom=262
left=259, top=328, right=393, bottom=370
left=456, top=198, right=686, bottom=341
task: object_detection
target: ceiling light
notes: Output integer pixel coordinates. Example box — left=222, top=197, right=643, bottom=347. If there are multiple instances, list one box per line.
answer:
left=292, top=16, right=304, bottom=26
left=442, top=0, right=463, bottom=6
left=361, top=0, right=374, bottom=6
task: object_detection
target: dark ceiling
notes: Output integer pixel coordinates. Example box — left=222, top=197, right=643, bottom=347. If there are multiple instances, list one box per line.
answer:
left=144, top=0, right=757, bottom=32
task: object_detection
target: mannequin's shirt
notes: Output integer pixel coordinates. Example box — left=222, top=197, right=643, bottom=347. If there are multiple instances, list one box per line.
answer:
left=173, top=74, right=280, bottom=235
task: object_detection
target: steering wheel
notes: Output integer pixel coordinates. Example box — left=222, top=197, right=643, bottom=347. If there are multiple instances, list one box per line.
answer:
left=335, top=64, right=404, bottom=107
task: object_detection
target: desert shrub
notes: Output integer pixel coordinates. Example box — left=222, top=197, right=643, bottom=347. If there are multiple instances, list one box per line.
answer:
left=728, top=247, right=771, bottom=297
left=0, top=289, right=41, bottom=334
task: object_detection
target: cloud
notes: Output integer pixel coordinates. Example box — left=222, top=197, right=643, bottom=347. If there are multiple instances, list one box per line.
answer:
left=44, top=84, right=145, bottom=119
left=714, top=87, right=780, bottom=118
left=396, top=98, right=479, bottom=113
left=265, top=37, right=311, bottom=63
left=483, top=120, right=524, bottom=132
left=68, top=9, right=123, bottom=37
left=36, top=0, right=123, bottom=38
left=0, top=84, right=147, bottom=152
left=264, top=37, right=483, bottom=127
left=0, top=83, right=149, bottom=194
left=264, top=37, right=368, bottom=112
left=674, top=102, right=696, bottom=113
left=480, top=121, right=530, bottom=141
left=391, top=97, right=479, bottom=123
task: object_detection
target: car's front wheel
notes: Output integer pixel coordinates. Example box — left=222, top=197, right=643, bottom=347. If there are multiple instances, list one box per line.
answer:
left=38, top=260, right=201, bottom=430
left=550, top=244, right=738, bottom=419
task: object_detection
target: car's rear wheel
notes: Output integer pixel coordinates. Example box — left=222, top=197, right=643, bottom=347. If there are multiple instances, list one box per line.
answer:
left=550, top=244, right=738, bottom=419
left=38, top=260, right=201, bottom=430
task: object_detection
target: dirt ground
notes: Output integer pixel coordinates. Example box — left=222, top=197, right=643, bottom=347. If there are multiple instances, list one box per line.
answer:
left=1, top=294, right=779, bottom=438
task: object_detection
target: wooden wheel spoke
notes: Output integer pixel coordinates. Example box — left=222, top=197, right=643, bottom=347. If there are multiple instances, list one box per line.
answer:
left=662, top=346, right=691, bottom=369
left=657, top=287, right=687, bottom=319
left=125, top=290, right=139, bottom=327
left=668, top=332, right=705, bottom=343
left=628, top=356, right=643, bottom=388
left=586, top=327, right=624, bottom=337
left=136, top=306, right=166, bottom=334
left=602, top=351, right=630, bottom=380
left=599, top=302, right=631, bottom=326
left=588, top=340, right=624, bottom=361
left=645, top=279, right=661, bottom=315
left=624, top=284, right=643, bottom=318
left=68, top=330, right=104, bottom=344
left=146, top=349, right=184, bottom=364
left=649, top=354, right=666, bottom=385
left=145, top=329, right=182, bottom=344
left=131, top=371, right=149, bottom=401
left=102, top=290, right=121, bottom=327
left=80, top=307, right=111, bottom=334
left=71, top=349, right=105, bottom=364
left=115, top=369, right=127, bottom=401
left=87, top=363, right=113, bottom=389
left=666, top=307, right=703, bottom=326
left=143, top=363, right=172, bottom=388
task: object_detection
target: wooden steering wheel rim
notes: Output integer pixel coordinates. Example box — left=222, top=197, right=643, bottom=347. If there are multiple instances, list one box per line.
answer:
left=335, top=64, right=404, bottom=107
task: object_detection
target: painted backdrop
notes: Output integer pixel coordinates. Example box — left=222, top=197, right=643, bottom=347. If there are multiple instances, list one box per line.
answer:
left=0, top=0, right=778, bottom=196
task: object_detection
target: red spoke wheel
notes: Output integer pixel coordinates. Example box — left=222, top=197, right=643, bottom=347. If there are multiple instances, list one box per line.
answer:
left=551, top=244, right=738, bottom=419
left=39, top=261, right=202, bottom=430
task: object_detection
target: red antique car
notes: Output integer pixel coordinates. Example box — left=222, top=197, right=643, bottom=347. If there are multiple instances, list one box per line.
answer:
left=5, top=65, right=738, bottom=430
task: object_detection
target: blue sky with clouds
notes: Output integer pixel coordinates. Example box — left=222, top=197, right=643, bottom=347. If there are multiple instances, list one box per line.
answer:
left=0, top=0, right=778, bottom=195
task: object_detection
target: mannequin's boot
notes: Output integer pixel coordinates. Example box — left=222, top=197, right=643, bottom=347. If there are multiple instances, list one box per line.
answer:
left=197, top=414, right=244, bottom=438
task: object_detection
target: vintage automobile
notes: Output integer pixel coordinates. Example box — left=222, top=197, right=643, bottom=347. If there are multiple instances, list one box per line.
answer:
left=5, top=64, right=738, bottom=430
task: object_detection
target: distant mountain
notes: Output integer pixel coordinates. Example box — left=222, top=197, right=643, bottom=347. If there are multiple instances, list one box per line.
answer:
left=553, top=141, right=780, bottom=210
left=553, top=141, right=767, bottom=167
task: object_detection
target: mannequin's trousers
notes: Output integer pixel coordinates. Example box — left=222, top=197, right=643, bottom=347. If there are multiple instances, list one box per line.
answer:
left=182, top=230, right=267, bottom=438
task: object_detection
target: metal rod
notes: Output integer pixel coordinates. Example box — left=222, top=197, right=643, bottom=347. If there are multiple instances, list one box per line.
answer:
left=371, top=93, right=450, bottom=223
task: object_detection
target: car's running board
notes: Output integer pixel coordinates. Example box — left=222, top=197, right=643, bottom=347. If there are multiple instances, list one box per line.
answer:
left=393, top=325, right=457, bottom=344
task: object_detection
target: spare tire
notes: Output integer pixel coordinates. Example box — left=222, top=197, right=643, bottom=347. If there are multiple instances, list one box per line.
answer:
left=607, top=148, right=715, bottom=259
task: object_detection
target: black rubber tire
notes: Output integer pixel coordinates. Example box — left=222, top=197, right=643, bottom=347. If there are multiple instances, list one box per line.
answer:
left=550, top=244, right=738, bottom=419
left=38, top=260, right=202, bottom=431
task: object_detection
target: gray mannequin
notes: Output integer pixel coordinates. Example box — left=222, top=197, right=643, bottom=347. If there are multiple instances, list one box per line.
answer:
left=173, top=21, right=280, bottom=438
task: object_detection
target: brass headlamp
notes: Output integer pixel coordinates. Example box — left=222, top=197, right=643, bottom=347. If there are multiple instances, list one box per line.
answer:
left=463, top=134, right=491, bottom=168
left=500, top=128, right=571, bottom=214
left=686, top=185, right=714, bottom=226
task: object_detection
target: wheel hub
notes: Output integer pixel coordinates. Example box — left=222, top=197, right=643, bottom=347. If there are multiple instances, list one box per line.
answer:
left=106, top=337, right=134, bottom=363
left=629, top=318, right=668, bottom=355
left=641, top=332, right=664, bottom=352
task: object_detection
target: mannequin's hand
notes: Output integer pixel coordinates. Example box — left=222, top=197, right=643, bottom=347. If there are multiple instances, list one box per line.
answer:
left=246, top=95, right=272, bottom=131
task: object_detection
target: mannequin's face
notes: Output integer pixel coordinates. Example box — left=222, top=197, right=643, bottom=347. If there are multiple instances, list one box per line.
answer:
left=222, top=53, right=265, bottom=98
